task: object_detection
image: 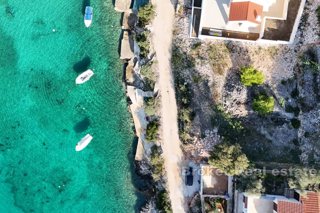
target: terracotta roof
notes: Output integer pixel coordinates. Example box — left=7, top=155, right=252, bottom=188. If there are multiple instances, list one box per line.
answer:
left=277, top=201, right=303, bottom=213
left=301, top=192, right=320, bottom=213
left=229, top=1, right=263, bottom=24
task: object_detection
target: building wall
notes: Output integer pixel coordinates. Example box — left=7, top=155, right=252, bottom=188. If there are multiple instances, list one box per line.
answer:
left=226, top=20, right=261, bottom=33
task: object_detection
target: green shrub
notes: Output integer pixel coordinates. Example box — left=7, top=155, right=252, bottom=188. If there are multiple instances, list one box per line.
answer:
left=316, top=6, right=320, bottom=25
left=150, top=146, right=164, bottom=182
left=144, top=97, right=157, bottom=116
left=238, top=171, right=265, bottom=194
left=279, top=97, right=285, bottom=108
left=292, top=139, right=299, bottom=146
left=291, top=118, right=301, bottom=129
left=211, top=105, right=244, bottom=142
left=136, top=31, right=150, bottom=58
left=301, top=48, right=320, bottom=72
left=291, top=88, right=299, bottom=99
left=146, top=119, right=160, bottom=142
left=140, top=62, right=156, bottom=90
left=174, top=73, right=194, bottom=144
left=140, top=62, right=154, bottom=80
left=191, top=41, right=202, bottom=50
left=138, top=3, right=155, bottom=28
left=288, top=168, right=320, bottom=191
left=172, top=46, right=195, bottom=70
left=209, top=142, right=249, bottom=176
left=252, top=95, right=275, bottom=115
left=156, top=190, right=172, bottom=213
left=285, top=105, right=300, bottom=116
left=240, top=67, right=265, bottom=86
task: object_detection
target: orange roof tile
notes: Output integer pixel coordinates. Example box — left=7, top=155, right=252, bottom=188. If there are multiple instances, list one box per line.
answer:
left=277, top=201, right=303, bottom=213
left=229, top=1, right=263, bottom=24
left=301, top=192, right=320, bottom=213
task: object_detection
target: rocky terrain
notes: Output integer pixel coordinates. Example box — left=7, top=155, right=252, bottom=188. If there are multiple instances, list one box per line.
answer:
left=173, top=0, right=320, bottom=169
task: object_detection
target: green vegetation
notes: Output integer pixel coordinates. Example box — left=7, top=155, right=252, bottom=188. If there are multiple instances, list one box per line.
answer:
left=290, top=87, right=299, bottom=99
left=171, top=46, right=195, bottom=70
left=174, top=72, right=194, bottom=144
left=156, top=190, right=172, bottom=213
left=150, top=146, right=164, bottom=182
left=191, top=73, right=203, bottom=84
left=171, top=46, right=195, bottom=144
left=203, top=197, right=226, bottom=213
left=285, top=105, right=300, bottom=116
left=140, top=62, right=156, bottom=90
left=207, top=44, right=230, bottom=75
left=240, top=66, right=265, bottom=86
left=136, top=3, right=155, bottom=59
left=150, top=148, right=172, bottom=212
left=211, top=105, right=244, bottom=141
left=316, top=6, right=320, bottom=26
left=146, top=119, right=160, bottom=142
left=302, top=58, right=320, bottom=71
left=138, top=3, right=155, bottom=28
left=136, top=31, right=150, bottom=59
left=301, top=48, right=320, bottom=72
left=288, top=168, right=320, bottom=192
left=238, top=171, right=265, bottom=194
left=279, top=97, right=285, bottom=108
left=144, top=97, right=157, bottom=116
left=209, top=142, right=249, bottom=176
left=191, top=41, right=202, bottom=50
left=252, top=95, right=275, bottom=115
left=291, top=118, right=301, bottom=129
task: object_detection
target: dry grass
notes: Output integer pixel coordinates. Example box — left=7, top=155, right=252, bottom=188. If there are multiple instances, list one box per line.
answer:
left=207, top=43, right=232, bottom=75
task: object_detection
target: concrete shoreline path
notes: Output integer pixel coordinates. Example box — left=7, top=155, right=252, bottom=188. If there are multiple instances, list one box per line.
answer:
left=151, top=0, right=187, bottom=212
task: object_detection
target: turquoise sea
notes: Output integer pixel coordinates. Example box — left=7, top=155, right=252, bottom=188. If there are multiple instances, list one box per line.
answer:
left=0, top=0, right=144, bottom=212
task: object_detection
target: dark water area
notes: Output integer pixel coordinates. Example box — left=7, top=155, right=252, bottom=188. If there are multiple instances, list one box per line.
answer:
left=73, top=56, right=91, bottom=73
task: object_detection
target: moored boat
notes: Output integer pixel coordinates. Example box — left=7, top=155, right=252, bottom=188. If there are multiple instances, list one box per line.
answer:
left=75, top=69, right=94, bottom=84
left=84, top=6, right=93, bottom=27
left=75, top=134, right=93, bottom=151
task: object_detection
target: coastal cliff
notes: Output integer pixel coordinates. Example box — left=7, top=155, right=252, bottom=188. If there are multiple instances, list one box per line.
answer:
left=114, top=1, right=170, bottom=212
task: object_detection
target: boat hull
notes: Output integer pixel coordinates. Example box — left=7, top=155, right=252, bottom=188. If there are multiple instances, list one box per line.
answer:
left=84, top=6, right=93, bottom=28
left=75, top=69, right=94, bottom=84
left=84, top=20, right=92, bottom=28
left=76, top=134, right=93, bottom=151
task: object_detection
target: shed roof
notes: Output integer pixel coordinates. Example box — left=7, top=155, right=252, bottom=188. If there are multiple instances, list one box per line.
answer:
left=277, top=200, right=303, bottom=213
left=301, top=192, right=320, bottom=213
left=229, top=1, right=263, bottom=23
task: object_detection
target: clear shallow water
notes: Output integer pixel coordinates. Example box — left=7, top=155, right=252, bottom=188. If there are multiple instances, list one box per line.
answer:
left=0, top=0, right=140, bottom=212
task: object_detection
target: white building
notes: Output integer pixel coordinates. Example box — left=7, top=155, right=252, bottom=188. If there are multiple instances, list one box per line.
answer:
left=190, top=0, right=306, bottom=43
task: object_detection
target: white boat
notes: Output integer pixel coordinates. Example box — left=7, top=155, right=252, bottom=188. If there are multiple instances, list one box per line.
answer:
left=84, top=6, right=93, bottom=27
left=75, top=69, right=94, bottom=84
left=75, top=134, right=93, bottom=151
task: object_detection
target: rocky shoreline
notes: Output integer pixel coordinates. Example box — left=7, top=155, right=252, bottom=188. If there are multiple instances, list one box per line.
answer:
left=113, top=1, right=163, bottom=211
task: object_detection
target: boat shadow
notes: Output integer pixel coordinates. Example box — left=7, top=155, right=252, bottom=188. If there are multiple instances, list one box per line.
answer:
left=73, top=56, right=91, bottom=73
left=73, top=117, right=90, bottom=133
left=82, top=0, right=91, bottom=15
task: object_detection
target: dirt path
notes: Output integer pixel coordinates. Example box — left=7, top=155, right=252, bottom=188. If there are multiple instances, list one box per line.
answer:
left=151, top=0, right=186, bottom=212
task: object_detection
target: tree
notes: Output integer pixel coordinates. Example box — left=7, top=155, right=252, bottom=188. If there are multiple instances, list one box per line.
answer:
left=146, top=119, right=160, bottom=142
left=209, top=143, right=249, bottom=176
left=288, top=168, right=320, bottom=192
left=156, top=190, right=172, bottom=213
left=252, top=95, right=275, bottom=115
left=238, top=172, right=265, bottom=194
left=138, top=3, right=155, bottom=28
left=240, top=67, right=265, bottom=86
left=136, top=31, right=150, bottom=58
left=150, top=146, right=164, bottom=182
